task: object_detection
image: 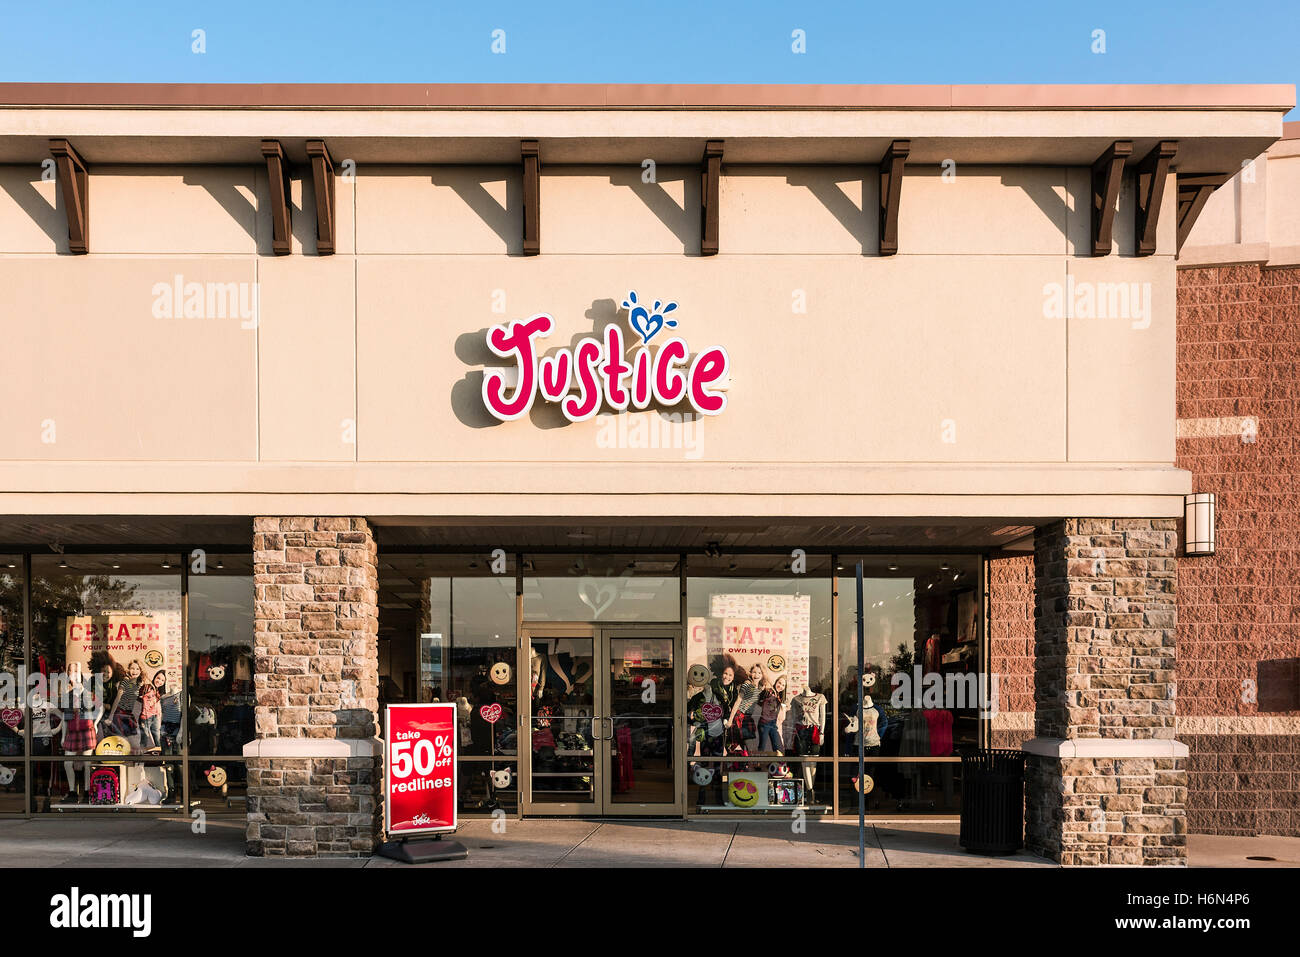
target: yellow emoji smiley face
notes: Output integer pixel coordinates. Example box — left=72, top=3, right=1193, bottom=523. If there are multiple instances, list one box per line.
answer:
left=728, top=777, right=760, bottom=808
left=94, top=735, right=131, bottom=757
left=489, top=661, right=512, bottom=685
left=687, top=664, right=711, bottom=687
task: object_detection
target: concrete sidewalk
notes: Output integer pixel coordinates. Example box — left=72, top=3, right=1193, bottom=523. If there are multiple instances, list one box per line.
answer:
left=0, top=817, right=1294, bottom=867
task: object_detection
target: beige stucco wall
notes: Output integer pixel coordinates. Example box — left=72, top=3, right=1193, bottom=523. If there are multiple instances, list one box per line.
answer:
left=0, top=156, right=1188, bottom=518
left=1180, top=133, right=1300, bottom=267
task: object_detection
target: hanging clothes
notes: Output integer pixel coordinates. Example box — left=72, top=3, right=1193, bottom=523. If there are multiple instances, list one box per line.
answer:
left=924, top=635, right=941, bottom=673
left=924, top=709, right=954, bottom=757
left=899, top=710, right=931, bottom=757
left=614, top=725, right=635, bottom=793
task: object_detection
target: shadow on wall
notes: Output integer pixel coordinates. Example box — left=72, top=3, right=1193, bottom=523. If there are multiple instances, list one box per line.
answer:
left=430, top=166, right=522, bottom=253
left=451, top=329, right=504, bottom=430
left=997, top=168, right=1071, bottom=248
left=182, top=169, right=261, bottom=249
left=0, top=166, right=69, bottom=251
left=603, top=165, right=700, bottom=253
left=449, top=297, right=704, bottom=432
left=781, top=168, right=875, bottom=254
left=996, top=166, right=1139, bottom=255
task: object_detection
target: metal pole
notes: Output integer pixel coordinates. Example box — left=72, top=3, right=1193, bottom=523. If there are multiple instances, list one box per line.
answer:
left=856, top=561, right=865, bottom=868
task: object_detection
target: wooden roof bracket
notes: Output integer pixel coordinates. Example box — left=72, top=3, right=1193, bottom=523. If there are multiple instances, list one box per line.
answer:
left=261, top=139, right=292, bottom=256
left=700, top=140, right=723, bottom=256
left=1135, top=141, right=1178, bottom=256
left=878, top=139, right=909, bottom=256
left=48, top=138, right=88, bottom=254
left=1090, top=140, right=1133, bottom=256
left=305, top=140, right=335, bottom=256
left=522, top=139, right=540, bottom=256
left=1176, top=172, right=1233, bottom=254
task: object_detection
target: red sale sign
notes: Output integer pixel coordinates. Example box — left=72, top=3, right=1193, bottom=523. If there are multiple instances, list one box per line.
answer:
left=384, top=703, right=458, bottom=837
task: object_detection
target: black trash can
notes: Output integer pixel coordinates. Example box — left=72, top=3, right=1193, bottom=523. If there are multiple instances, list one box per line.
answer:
left=959, top=749, right=1025, bottom=855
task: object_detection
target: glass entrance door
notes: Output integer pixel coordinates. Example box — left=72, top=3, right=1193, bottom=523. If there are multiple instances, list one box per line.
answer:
left=522, top=628, right=600, bottom=814
left=520, top=626, right=682, bottom=816
left=603, top=630, right=681, bottom=814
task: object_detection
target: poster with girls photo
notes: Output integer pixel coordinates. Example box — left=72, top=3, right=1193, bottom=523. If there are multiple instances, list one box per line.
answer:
left=62, top=611, right=181, bottom=753
left=686, top=611, right=804, bottom=758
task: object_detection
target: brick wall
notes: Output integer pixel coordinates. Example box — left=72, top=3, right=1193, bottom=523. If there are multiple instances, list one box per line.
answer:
left=988, top=554, right=1035, bottom=750
left=1176, top=264, right=1300, bottom=838
left=1024, top=519, right=1186, bottom=866
left=245, top=517, right=383, bottom=857
left=990, top=265, right=1300, bottom=841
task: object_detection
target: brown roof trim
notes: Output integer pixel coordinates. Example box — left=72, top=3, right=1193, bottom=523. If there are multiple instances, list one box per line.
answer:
left=0, top=82, right=1292, bottom=110
left=1284, top=120, right=1300, bottom=139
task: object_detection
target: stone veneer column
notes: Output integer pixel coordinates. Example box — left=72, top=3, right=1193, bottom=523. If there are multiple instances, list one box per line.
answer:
left=244, top=517, right=382, bottom=857
left=1025, top=519, right=1188, bottom=866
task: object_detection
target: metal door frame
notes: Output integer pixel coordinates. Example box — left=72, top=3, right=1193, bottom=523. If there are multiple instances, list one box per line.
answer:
left=519, top=623, right=683, bottom=817
left=519, top=624, right=605, bottom=815
left=598, top=625, right=684, bottom=817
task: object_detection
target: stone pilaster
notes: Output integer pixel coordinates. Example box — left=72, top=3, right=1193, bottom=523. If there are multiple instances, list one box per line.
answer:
left=1024, top=519, right=1188, bottom=866
left=244, top=517, right=382, bottom=858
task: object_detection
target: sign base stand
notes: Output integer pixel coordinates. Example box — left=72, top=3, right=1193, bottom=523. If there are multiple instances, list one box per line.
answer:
left=377, top=835, right=469, bottom=864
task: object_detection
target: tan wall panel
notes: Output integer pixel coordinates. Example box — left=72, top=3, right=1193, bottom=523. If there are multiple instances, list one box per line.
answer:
left=0, top=165, right=66, bottom=253
left=257, top=257, right=356, bottom=461
left=355, top=165, right=520, bottom=254
left=901, top=166, right=1068, bottom=255
left=722, top=166, right=874, bottom=254
left=356, top=255, right=1068, bottom=465
left=545, top=164, right=697, bottom=254
left=0, top=258, right=257, bottom=459
left=91, top=165, right=259, bottom=254
left=1267, top=152, right=1300, bottom=249
left=1066, top=256, right=1176, bottom=462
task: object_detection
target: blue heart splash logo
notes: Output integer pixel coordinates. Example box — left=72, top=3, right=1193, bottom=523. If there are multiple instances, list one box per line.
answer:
left=621, top=290, right=678, bottom=345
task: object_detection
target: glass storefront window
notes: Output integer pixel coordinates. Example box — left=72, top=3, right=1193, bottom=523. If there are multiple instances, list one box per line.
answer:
left=458, top=758, right=518, bottom=815
left=0, top=549, right=258, bottom=815
left=0, top=763, right=23, bottom=813
left=523, top=553, right=680, bottom=623
left=29, top=554, right=183, bottom=795
left=187, top=759, right=248, bottom=814
left=187, top=554, right=254, bottom=758
left=836, top=556, right=983, bottom=760
left=378, top=555, right=517, bottom=759
left=686, top=554, right=834, bottom=808
left=836, top=760, right=962, bottom=815
left=29, top=758, right=182, bottom=812
left=0, top=556, right=24, bottom=760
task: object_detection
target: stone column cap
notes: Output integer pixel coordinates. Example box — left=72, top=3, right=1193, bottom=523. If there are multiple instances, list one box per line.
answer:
left=243, top=737, right=383, bottom=758
left=1021, top=737, right=1189, bottom=759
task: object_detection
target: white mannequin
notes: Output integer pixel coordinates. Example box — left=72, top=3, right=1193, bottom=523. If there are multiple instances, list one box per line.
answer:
left=60, top=669, right=102, bottom=800
left=792, top=681, right=826, bottom=799
left=860, top=694, right=881, bottom=748
left=529, top=646, right=544, bottom=699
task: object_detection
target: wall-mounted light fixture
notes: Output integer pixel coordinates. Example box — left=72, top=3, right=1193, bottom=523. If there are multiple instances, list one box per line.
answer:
left=1185, top=493, right=1216, bottom=555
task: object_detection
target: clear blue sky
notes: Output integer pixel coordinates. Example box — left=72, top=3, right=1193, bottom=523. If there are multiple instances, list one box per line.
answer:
left=1, top=1, right=1295, bottom=115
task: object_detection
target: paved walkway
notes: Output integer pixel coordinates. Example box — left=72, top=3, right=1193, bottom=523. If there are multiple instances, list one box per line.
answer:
left=0, top=817, right=1294, bottom=867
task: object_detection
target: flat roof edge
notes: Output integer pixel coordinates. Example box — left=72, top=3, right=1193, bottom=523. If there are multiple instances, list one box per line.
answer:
left=0, top=82, right=1292, bottom=111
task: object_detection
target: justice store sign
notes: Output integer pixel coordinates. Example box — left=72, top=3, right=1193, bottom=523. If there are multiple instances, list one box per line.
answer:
left=384, top=702, right=458, bottom=837
left=482, top=291, right=730, bottom=422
